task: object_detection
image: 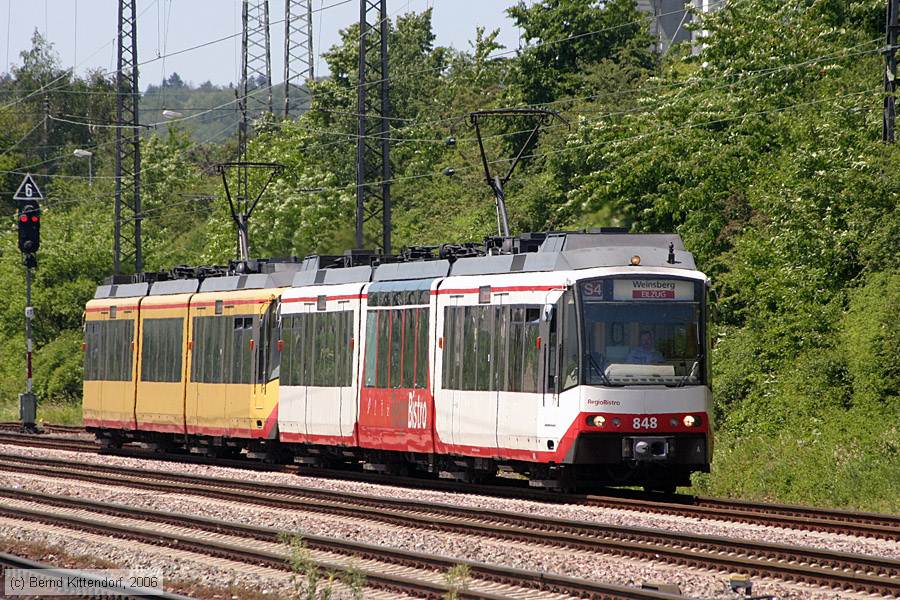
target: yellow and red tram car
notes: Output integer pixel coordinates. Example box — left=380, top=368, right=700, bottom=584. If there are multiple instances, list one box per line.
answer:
left=84, top=272, right=292, bottom=452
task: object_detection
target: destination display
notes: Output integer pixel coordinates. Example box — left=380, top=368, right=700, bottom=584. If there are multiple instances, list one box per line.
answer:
left=612, top=279, right=694, bottom=301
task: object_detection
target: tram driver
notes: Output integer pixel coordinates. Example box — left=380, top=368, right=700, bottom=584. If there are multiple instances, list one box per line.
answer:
left=625, top=330, right=664, bottom=364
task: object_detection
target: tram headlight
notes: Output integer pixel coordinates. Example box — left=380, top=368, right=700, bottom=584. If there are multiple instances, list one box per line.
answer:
left=592, top=415, right=606, bottom=427
left=683, top=415, right=698, bottom=427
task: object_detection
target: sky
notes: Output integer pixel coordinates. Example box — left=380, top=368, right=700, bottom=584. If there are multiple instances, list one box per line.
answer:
left=1, top=0, right=530, bottom=89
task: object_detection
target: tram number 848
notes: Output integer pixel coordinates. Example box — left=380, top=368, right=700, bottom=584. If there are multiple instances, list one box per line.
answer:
left=633, top=417, right=658, bottom=429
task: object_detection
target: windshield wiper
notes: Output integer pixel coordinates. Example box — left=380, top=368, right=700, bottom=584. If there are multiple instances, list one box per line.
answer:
left=675, top=354, right=703, bottom=387
left=587, top=353, right=615, bottom=387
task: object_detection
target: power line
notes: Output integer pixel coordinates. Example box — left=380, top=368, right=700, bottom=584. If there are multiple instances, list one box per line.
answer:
left=110, top=87, right=880, bottom=226
left=2, top=41, right=879, bottom=184
left=286, top=87, right=876, bottom=197
left=0, top=0, right=160, bottom=112
left=0, top=26, right=880, bottom=185
left=0, top=119, right=46, bottom=160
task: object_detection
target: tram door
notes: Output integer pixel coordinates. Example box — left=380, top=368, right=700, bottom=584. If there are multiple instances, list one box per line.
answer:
left=446, top=295, right=461, bottom=447
left=492, top=294, right=507, bottom=450
left=541, top=299, right=560, bottom=408
left=254, top=300, right=279, bottom=413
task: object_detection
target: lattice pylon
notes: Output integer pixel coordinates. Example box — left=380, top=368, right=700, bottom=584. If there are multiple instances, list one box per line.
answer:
left=237, top=0, right=273, bottom=240
left=114, top=0, right=142, bottom=274
left=284, top=0, right=314, bottom=118
left=355, top=0, right=391, bottom=253
left=244, top=0, right=273, bottom=118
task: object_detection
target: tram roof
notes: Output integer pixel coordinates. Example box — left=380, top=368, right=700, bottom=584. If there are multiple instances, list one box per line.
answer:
left=93, top=231, right=697, bottom=298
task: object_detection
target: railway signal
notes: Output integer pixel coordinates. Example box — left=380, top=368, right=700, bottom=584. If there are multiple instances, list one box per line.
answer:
left=17, top=200, right=41, bottom=255
left=13, top=173, right=42, bottom=432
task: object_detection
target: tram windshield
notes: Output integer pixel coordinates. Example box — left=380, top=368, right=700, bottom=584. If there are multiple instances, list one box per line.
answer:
left=579, top=277, right=703, bottom=386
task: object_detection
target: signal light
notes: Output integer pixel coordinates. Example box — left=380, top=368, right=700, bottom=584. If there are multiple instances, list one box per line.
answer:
left=17, top=199, right=40, bottom=254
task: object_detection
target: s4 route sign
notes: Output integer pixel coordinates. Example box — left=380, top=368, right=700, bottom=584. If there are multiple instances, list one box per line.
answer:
left=13, top=174, right=44, bottom=201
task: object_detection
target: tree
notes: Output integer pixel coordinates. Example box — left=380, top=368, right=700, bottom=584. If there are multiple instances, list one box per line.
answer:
left=507, top=0, right=655, bottom=104
left=164, top=72, right=185, bottom=88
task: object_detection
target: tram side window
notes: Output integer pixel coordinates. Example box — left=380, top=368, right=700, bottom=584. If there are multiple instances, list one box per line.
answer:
left=84, top=319, right=134, bottom=381
left=140, top=318, right=184, bottom=382
left=495, top=306, right=508, bottom=391
left=507, top=308, right=524, bottom=392
left=388, top=310, right=402, bottom=389
left=461, top=308, right=478, bottom=390
left=442, top=307, right=459, bottom=389
left=233, top=317, right=254, bottom=384
left=207, top=317, right=224, bottom=383
left=281, top=311, right=354, bottom=387
left=364, top=315, right=378, bottom=387
left=415, top=308, right=429, bottom=388
left=190, top=315, right=255, bottom=384
left=281, top=315, right=295, bottom=385
left=440, top=304, right=542, bottom=393
left=402, top=308, right=416, bottom=388
left=336, top=311, right=353, bottom=385
left=281, top=315, right=300, bottom=386
left=521, top=308, right=541, bottom=394
left=560, top=290, right=579, bottom=391
left=365, top=308, right=429, bottom=389
left=468, top=307, right=484, bottom=390
left=190, top=317, right=205, bottom=382
left=83, top=322, right=97, bottom=380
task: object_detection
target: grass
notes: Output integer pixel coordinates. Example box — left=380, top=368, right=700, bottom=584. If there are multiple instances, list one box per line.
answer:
left=693, top=404, right=900, bottom=514
left=0, top=399, right=82, bottom=425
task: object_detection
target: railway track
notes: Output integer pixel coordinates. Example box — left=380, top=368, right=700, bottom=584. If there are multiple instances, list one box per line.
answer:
left=0, top=486, right=684, bottom=600
left=0, top=431, right=97, bottom=452
left=0, top=428, right=897, bottom=541
left=1, top=454, right=898, bottom=597
left=0, top=422, right=87, bottom=435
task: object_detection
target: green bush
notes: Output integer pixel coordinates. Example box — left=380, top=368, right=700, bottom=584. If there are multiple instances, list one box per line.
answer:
left=33, top=329, right=83, bottom=404
left=841, top=272, right=900, bottom=407
left=698, top=404, right=900, bottom=513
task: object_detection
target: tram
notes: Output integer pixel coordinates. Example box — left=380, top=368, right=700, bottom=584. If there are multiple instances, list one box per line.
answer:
left=84, top=230, right=711, bottom=491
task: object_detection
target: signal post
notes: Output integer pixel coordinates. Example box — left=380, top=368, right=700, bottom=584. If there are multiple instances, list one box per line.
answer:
left=14, top=174, right=42, bottom=432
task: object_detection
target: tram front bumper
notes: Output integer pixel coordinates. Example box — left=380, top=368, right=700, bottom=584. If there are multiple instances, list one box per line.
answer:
left=567, top=432, right=708, bottom=466
left=622, top=436, right=673, bottom=461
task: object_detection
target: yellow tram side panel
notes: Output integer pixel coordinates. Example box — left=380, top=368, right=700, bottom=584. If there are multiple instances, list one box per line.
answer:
left=135, top=293, right=193, bottom=434
left=185, top=287, right=283, bottom=438
left=83, top=296, right=141, bottom=430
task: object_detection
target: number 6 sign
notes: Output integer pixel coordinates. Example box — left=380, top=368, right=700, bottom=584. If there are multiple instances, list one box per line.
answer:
left=13, top=174, right=44, bottom=202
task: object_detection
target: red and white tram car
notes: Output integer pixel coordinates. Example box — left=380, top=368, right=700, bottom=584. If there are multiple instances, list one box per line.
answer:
left=85, top=230, right=711, bottom=491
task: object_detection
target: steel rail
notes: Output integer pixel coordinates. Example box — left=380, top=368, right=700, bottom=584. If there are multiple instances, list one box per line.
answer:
left=1, top=457, right=897, bottom=597
left=0, top=487, right=683, bottom=600
left=0, top=429, right=897, bottom=539
left=0, top=432, right=96, bottom=452
left=0, top=422, right=87, bottom=435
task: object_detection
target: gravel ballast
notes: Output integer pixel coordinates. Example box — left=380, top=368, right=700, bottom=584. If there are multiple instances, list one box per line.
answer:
left=0, top=455, right=883, bottom=598
left=0, top=443, right=895, bottom=560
